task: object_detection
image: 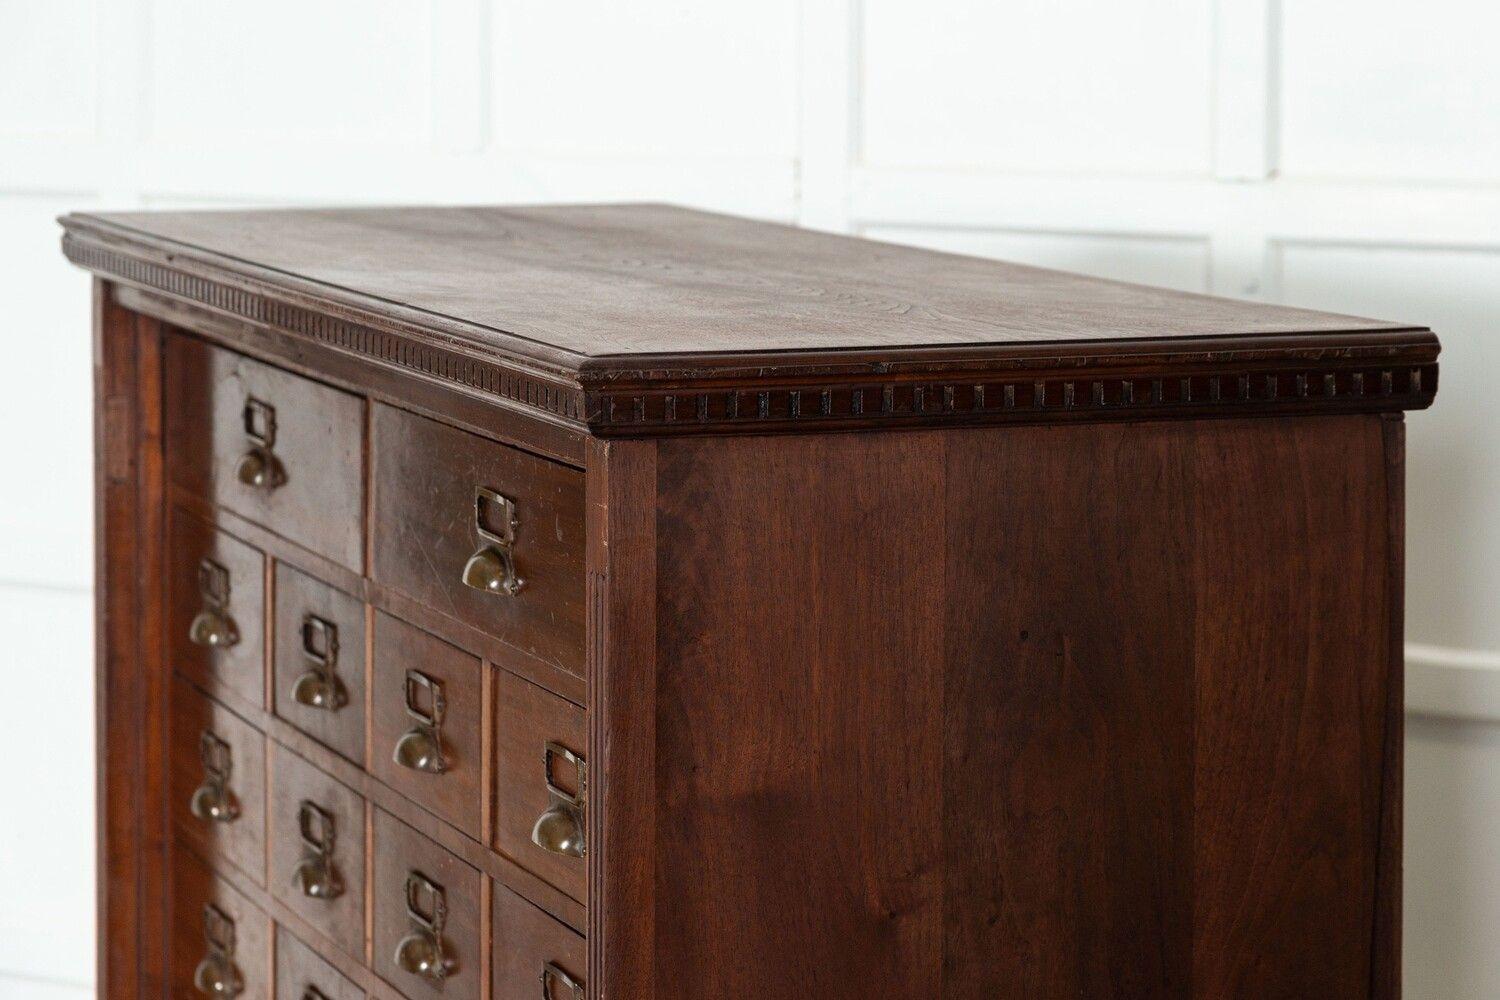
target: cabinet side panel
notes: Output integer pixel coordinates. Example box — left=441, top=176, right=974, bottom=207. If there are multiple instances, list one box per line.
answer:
left=650, top=432, right=949, bottom=996
left=638, top=416, right=1394, bottom=999
left=941, top=422, right=1198, bottom=996
left=94, top=280, right=168, bottom=999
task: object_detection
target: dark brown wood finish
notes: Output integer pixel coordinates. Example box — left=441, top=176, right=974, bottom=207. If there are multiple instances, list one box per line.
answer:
left=70, top=207, right=1436, bottom=1000
left=171, top=846, right=273, bottom=1000
left=493, top=668, right=588, bottom=903
left=492, top=883, right=587, bottom=1000
left=272, top=562, right=368, bottom=765
left=267, top=742, right=367, bottom=961
left=168, top=508, right=267, bottom=712
left=371, top=403, right=586, bottom=675
left=170, top=676, right=268, bottom=888
left=370, top=808, right=485, bottom=1000
left=164, top=332, right=365, bottom=568
left=61, top=205, right=1438, bottom=437
left=275, top=926, right=366, bottom=1000
left=369, top=611, right=486, bottom=840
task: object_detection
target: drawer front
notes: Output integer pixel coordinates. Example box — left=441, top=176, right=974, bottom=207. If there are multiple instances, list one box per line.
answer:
left=170, top=511, right=266, bottom=711
left=268, top=743, right=366, bottom=961
left=494, top=670, right=587, bottom=903
left=171, top=678, right=267, bottom=886
left=372, top=809, right=483, bottom=1000
left=275, top=926, right=365, bottom=1000
left=492, top=884, right=586, bottom=1000
left=370, top=612, right=483, bottom=839
left=371, top=404, right=585, bottom=675
left=273, top=563, right=367, bottom=765
left=172, top=846, right=272, bottom=1000
left=165, top=332, right=365, bottom=570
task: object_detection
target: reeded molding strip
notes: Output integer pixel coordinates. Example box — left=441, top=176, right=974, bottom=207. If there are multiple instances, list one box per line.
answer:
left=63, top=233, right=587, bottom=423
left=65, top=230, right=1438, bottom=437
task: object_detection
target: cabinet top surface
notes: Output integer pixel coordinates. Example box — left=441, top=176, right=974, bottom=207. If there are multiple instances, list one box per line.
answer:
left=63, top=203, right=1431, bottom=360
left=62, top=203, right=1438, bottom=434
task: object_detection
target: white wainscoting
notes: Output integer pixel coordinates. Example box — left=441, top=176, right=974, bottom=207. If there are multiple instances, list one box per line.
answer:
left=1, top=1, right=1496, bottom=996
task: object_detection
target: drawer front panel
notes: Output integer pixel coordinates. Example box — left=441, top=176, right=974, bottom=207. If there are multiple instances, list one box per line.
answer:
left=170, top=511, right=266, bottom=711
left=494, top=670, right=587, bottom=903
left=492, top=883, right=586, bottom=1000
left=371, top=809, right=483, bottom=1000
left=268, top=743, right=366, bottom=961
left=171, top=678, right=267, bottom=886
left=370, top=612, right=484, bottom=839
left=370, top=404, right=585, bottom=675
left=275, top=925, right=365, bottom=1000
left=273, top=563, right=367, bottom=765
left=172, top=847, right=272, bottom=1000
left=165, top=332, right=365, bottom=570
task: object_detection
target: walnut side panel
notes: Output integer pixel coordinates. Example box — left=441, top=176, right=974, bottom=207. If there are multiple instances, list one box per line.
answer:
left=625, top=417, right=1398, bottom=998
left=95, top=281, right=169, bottom=999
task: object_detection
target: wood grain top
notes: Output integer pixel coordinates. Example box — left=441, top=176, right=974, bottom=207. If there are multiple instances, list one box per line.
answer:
left=60, top=203, right=1440, bottom=435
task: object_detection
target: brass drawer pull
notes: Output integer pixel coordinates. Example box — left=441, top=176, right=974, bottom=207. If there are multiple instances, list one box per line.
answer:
left=393, top=669, right=448, bottom=774
left=290, top=614, right=347, bottom=712
left=540, top=961, right=584, bottom=1000
left=394, top=871, right=456, bottom=984
left=461, top=487, right=525, bottom=597
left=190, top=730, right=240, bottom=823
left=188, top=558, right=240, bottom=649
left=291, top=800, right=344, bottom=900
left=193, top=902, right=245, bottom=997
left=235, top=397, right=287, bottom=491
left=530, top=741, right=586, bottom=859
left=301, top=989, right=330, bottom=1000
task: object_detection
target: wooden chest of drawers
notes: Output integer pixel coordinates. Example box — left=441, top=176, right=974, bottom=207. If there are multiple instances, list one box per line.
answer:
left=64, top=204, right=1439, bottom=999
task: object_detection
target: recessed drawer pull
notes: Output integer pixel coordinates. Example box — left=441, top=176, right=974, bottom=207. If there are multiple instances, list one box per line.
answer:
left=540, top=961, right=585, bottom=1000
left=530, top=741, right=586, bottom=859
left=393, top=669, right=449, bottom=774
left=290, top=614, right=347, bottom=712
left=291, top=800, right=344, bottom=901
left=234, top=397, right=287, bottom=491
left=461, top=487, right=525, bottom=597
left=190, top=730, right=241, bottom=824
left=188, top=558, right=240, bottom=649
left=394, top=871, right=457, bottom=984
left=192, top=903, right=245, bottom=997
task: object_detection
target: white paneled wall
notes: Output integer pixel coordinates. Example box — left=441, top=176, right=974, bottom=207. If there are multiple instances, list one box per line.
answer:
left=1, top=1, right=1496, bottom=996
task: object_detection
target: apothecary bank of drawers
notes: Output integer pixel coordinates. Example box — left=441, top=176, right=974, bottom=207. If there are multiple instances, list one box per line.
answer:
left=68, top=204, right=1439, bottom=999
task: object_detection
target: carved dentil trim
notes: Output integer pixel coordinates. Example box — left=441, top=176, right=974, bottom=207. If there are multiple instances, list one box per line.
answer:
left=65, top=232, right=1437, bottom=436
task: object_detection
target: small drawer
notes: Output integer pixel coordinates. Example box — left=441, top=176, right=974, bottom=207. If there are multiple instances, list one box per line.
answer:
left=165, top=332, right=365, bottom=570
left=268, top=743, right=366, bottom=961
left=370, top=404, right=585, bottom=675
left=273, top=563, right=367, bottom=765
left=494, top=670, right=587, bottom=903
left=276, top=925, right=365, bottom=1000
left=370, top=612, right=483, bottom=839
left=171, top=677, right=267, bottom=886
left=172, top=846, right=272, bottom=1000
left=492, top=883, right=586, bottom=1000
left=170, top=510, right=266, bottom=711
left=372, top=809, right=483, bottom=1000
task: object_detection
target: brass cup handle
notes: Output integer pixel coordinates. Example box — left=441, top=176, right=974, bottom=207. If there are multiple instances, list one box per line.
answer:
left=293, top=854, right=344, bottom=900
left=393, top=670, right=448, bottom=774
left=462, top=544, right=524, bottom=596
left=236, top=397, right=286, bottom=491
left=461, top=487, right=525, bottom=597
left=541, top=961, right=584, bottom=999
left=395, top=927, right=455, bottom=984
left=193, top=952, right=245, bottom=997
left=235, top=445, right=287, bottom=490
left=190, top=780, right=240, bottom=823
left=530, top=742, right=586, bottom=859
left=189, top=558, right=239, bottom=649
left=290, top=615, right=346, bottom=712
